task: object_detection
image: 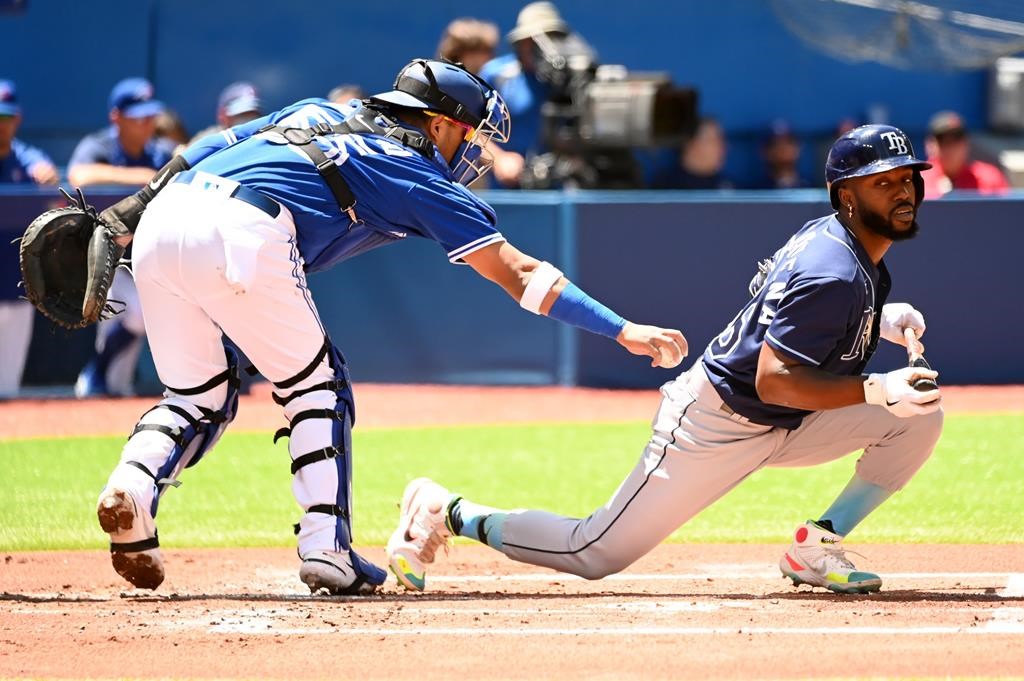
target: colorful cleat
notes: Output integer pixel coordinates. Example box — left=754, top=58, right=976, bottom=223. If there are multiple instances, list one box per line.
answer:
left=386, top=478, right=453, bottom=591
left=779, top=521, right=882, bottom=594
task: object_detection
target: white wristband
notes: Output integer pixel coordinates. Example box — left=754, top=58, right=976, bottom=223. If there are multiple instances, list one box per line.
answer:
left=519, top=261, right=563, bottom=314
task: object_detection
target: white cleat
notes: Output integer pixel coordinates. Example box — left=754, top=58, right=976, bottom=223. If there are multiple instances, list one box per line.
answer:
left=96, top=488, right=164, bottom=590
left=386, top=478, right=453, bottom=591
left=779, top=521, right=882, bottom=594
left=298, top=549, right=383, bottom=596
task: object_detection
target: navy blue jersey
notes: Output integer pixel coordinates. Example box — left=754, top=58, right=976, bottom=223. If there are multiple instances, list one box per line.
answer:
left=68, top=126, right=175, bottom=170
left=182, top=99, right=502, bottom=273
left=0, top=138, right=53, bottom=183
left=702, top=215, right=891, bottom=429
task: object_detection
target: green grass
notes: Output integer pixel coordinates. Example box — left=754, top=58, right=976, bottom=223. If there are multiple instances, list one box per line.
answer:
left=1, top=413, right=1022, bottom=551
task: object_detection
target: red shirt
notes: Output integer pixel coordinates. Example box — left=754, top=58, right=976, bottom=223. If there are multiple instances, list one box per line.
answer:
left=921, top=158, right=1010, bottom=199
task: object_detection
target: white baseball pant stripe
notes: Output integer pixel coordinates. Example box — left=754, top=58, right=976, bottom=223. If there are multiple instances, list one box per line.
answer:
left=498, top=363, right=943, bottom=580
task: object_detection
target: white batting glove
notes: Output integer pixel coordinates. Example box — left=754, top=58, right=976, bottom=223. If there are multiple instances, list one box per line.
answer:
left=864, top=368, right=941, bottom=418
left=879, top=303, right=926, bottom=346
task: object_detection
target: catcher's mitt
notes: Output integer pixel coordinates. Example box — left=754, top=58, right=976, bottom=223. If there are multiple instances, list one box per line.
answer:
left=18, top=187, right=125, bottom=329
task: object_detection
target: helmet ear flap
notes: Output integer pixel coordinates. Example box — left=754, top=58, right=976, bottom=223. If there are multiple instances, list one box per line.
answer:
left=829, top=181, right=843, bottom=210
left=912, top=169, right=925, bottom=206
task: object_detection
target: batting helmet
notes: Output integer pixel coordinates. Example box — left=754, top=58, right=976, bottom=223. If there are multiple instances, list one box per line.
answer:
left=825, top=124, right=931, bottom=209
left=370, top=59, right=510, bottom=186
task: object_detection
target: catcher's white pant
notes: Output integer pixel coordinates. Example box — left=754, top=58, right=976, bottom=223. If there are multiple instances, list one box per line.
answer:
left=497, top=363, right=944, bottom=579
left=103, top=180, right=349, bottom=555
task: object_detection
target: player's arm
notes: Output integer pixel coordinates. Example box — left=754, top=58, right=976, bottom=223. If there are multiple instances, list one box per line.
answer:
left=755, top=342, right=940, bottom=416
left=754, top=342, right=867, bottom=410
left=67, top=163, right=156, bottom=187
left=462, top=241, right=687, bottom=368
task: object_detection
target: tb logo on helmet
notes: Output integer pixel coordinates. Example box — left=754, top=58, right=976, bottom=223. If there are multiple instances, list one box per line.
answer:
left=879, top=131, right=909, bottom=155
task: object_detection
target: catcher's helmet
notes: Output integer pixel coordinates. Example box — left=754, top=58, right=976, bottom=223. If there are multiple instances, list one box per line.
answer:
left=370, top=59, right=510, bottom=186
left=825, top=124, right=931, bottom=209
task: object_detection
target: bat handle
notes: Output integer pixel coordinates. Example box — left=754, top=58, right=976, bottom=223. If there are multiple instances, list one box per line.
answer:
left=903, top=327, right=938, bottom=392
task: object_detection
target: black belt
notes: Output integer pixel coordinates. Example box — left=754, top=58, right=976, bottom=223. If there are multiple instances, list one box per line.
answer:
left=173, top=170, right=281, bottom=219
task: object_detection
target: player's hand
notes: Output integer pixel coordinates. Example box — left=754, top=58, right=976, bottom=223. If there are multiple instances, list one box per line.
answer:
left=29, top=161, right=59, bottom=185
left=492, top=149, right=525, bottom=187
left=880, top=303, right=925, bottom=346
left=616, top=322, right=688, bottom=368
left=864, top=367, right=941, bottom=418
left=98, top=194, right=146, bottom=246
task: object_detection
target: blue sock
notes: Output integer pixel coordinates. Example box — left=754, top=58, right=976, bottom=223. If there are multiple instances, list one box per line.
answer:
left=448, top=497, right=507, bottom=550
left=819, top=475, right=893, bottom=537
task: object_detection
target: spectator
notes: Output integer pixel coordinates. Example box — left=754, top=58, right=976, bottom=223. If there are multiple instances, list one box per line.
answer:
left=921, top=110, right=1009, bottom=198
left=67, top=77, right=175, bottom=187
left=327, top=84, right=365, bottom=104
left=478, top=2, right=569, bottom=186
left=437, top=18, right=499, bottom=75
left=155, top=109, right=189, bottom=146
left=756, top=120, right=810, bottom=189
left=652, top=117, right=732, bottom=189
left=188, top=81, right=264, bottom=145
left=0, top=79, right=58, bottom=185
left=70, top=77, right=173, bottom=398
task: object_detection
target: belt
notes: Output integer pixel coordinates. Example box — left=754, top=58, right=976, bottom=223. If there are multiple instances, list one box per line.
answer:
left=173, top=170, right=281, bottom=219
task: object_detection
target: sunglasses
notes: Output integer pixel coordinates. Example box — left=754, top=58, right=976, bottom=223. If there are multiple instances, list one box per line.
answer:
left=424, top=111, right=477, bottom=142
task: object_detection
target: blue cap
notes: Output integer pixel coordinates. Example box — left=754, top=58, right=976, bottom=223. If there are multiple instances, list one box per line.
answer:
left=0, top=80, right=19, bottom=116
left=218, top=81, right=262, bottom=118
left=109, top=77, right=164, bottom=118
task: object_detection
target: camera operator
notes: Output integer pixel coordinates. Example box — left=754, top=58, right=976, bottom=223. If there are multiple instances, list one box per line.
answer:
left=481, top=2, right=696, bottom=189
left=478, top=2, right=567, bottom=187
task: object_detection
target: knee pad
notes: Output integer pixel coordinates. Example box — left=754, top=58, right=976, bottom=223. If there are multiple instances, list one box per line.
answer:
left=271, top=338, right=358, bottom=551
left=124, top=345, right=241, bottom=516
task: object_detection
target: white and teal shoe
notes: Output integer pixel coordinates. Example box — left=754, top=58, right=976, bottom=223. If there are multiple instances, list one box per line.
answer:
left=779, top=521, right=882, bottom=594
left=386, top=478, right=454, bottom=591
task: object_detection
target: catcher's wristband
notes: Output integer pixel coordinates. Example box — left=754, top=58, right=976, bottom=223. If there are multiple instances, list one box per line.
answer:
left=137, top=154, right=191, bottom=206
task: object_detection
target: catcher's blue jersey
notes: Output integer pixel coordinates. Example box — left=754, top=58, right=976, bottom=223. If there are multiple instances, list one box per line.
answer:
left=702, top=215, right=891, bottom=429
left=181, top=99, right=502, bottom=273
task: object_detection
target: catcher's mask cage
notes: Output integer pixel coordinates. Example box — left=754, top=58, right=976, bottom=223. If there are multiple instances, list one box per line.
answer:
left=371, top=59, right=511, bottom=186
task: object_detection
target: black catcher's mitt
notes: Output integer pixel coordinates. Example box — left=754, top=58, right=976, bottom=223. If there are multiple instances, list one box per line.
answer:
left=18, top=187, right=126, bottom=329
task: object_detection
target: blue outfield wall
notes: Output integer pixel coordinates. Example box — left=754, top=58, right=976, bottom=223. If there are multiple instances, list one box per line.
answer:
left=2, top=189, right=1022, bottom=388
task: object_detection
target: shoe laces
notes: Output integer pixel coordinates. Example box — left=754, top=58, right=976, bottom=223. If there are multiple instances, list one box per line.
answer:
left=821, top=545, right=867, bottom=571
left=408, top=506, right=451, bottom=563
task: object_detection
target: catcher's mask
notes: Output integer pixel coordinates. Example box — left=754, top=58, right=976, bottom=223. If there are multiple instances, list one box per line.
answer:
left=370, top=59, right=511, bottom=186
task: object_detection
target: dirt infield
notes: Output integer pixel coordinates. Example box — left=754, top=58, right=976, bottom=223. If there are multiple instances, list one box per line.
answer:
left=1, top=382, right=1022, bottom=439
left=2, top=384, right=1023, bottom=679
left=3, top=545, right=1023, bottom=679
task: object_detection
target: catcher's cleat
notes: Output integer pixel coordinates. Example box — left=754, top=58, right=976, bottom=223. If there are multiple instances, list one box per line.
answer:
left=779, top=521, right=881, bottom=594
left=386, top=478, right=453, bottom=591
left=97, top=488, right=164, bottom=590
left=298, top=549, right=386, bottom=596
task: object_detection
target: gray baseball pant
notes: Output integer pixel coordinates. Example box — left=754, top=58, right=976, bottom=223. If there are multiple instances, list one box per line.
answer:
left=496, top=363, right=944, bottom=580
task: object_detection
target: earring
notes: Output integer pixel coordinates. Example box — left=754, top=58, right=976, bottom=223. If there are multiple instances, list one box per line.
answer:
left=846, top=204, right=854, bottom=219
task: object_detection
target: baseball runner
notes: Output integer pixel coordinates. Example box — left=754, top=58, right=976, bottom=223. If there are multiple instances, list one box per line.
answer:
left=83, top=59, right=686, bottom=595
left=388, top=125, right=944, bottom=594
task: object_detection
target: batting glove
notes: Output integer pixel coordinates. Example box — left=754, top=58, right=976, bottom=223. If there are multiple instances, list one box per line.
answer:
left=864, top=367, right=941, bottom=418
left=879, top=303, right=926, bottom=346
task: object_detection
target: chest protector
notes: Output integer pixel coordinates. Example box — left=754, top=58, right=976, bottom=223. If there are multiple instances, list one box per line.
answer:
left=256, top=104, right=436, bottom=223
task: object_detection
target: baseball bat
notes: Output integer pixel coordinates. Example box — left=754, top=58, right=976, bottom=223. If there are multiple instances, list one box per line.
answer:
left=903, top=327, right=938, bottom=392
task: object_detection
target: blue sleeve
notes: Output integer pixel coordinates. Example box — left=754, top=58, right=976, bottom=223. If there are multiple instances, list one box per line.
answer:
left=68, top=134, right=108, bottom=167
left=14, top=140, right=52, bottom=169
left=765, top=277, right=859, bottom=366
left=407, top=179, right=504, bottom=263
